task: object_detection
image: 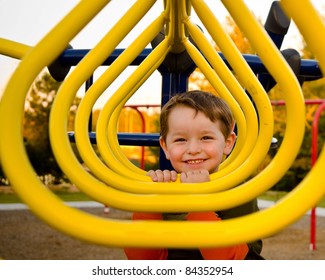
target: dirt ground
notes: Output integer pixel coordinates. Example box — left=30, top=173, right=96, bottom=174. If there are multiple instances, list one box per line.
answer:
left=1, top=206, right=325, bottom=260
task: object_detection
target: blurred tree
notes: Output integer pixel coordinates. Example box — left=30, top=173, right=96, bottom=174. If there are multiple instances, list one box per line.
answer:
left=23, top=71, right=81, bottom=183
left=267, top=22, right=325, bottom=191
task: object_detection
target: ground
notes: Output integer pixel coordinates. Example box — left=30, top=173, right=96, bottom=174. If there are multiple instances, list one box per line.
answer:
left=1, top=206, right=325, bottom=260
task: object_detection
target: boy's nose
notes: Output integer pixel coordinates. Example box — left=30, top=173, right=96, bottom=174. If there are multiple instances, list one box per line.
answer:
left=187, top=140, right=202, bottom=154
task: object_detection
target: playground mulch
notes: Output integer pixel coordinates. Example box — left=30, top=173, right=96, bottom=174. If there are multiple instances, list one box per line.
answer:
left=1, top=206, right=325, bottom=260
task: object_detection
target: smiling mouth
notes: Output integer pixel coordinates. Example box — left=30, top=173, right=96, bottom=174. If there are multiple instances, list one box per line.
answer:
left=186, top=159, right=204, bottom=164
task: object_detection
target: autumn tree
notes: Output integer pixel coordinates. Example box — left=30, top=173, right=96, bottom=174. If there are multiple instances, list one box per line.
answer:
left=23, top=71, right=81, bottom=183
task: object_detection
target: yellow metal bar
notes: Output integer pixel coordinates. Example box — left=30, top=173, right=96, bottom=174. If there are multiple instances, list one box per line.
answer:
left=74, top=0, right=250, bottom=195
left=166, top=0, right=185, bottom=53
left=0, top=38, right=31, bottom=59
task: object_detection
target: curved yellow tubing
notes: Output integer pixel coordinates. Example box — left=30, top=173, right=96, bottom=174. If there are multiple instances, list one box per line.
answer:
left=24, top=0, right=296, bottom=201
left=75, top=6, right=248, bottom=194
left=99, top=2, right=268, bottom=185
left=100, top=0, right=247, bottom=180
left=102, top=0, right=247, bottom=177
left=0, top=0, right=324, bottom=248
left=78, top=0, right=262, bottom=193
left=96, top=0, right=274, bottom=195
left=0, top=33, right=252, bottom=183
left=83, top=0, right=294, bottom=197
left=97, top=32, right=248, bottom=182
left=0, top=4, right=260, bottom=192
left=95, top=1, right=194, bottom=178
left=1, top=0, right=302, bottom=201
left=44, top=0, right=304, bottom=201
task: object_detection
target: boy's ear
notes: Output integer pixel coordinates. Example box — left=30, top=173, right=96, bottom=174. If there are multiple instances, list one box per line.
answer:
left=159, top=137, right=170, bottom=160
left=223, top=132, right=236, bottom=155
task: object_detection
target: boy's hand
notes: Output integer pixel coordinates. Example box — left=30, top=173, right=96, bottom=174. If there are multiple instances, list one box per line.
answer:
left=147, top=169, right=177, bottom=182
left=180, top=170, right=210, bottom=183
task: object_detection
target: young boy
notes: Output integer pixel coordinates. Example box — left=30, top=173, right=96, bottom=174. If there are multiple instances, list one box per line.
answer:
left=124, top=90, right=263, bottom=260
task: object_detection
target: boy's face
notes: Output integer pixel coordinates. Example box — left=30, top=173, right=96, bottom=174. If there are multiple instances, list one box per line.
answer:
left=160, top=105, right=235, bottom=174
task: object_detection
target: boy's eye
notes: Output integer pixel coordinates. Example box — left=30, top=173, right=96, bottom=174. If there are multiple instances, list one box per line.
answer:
left=175, top=138, right=186, bottom=142
left=202, top=136, right=213, bottom=140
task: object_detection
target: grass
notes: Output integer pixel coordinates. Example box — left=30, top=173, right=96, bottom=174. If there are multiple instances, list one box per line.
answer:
left=1, top=188, right=324, bottom=208
left=258, top=191, right=325, bottom=208
left=0, top=189, right=91, bottom=204
left=0, top=193, right=23, bottom=204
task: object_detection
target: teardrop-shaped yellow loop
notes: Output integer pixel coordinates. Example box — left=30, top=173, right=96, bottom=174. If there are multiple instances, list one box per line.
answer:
left=0, top=0, right=323, bottom=248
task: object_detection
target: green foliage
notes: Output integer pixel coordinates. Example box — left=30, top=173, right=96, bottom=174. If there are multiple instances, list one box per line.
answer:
left=268, top=81, right=325, bottom=192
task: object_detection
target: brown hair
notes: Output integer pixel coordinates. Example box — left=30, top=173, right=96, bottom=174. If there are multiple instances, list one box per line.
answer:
left=160, top=90, right=234, bottom=142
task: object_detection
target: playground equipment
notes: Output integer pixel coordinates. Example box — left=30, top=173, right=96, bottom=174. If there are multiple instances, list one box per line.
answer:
left=0, top=0, right=324, bottom=248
